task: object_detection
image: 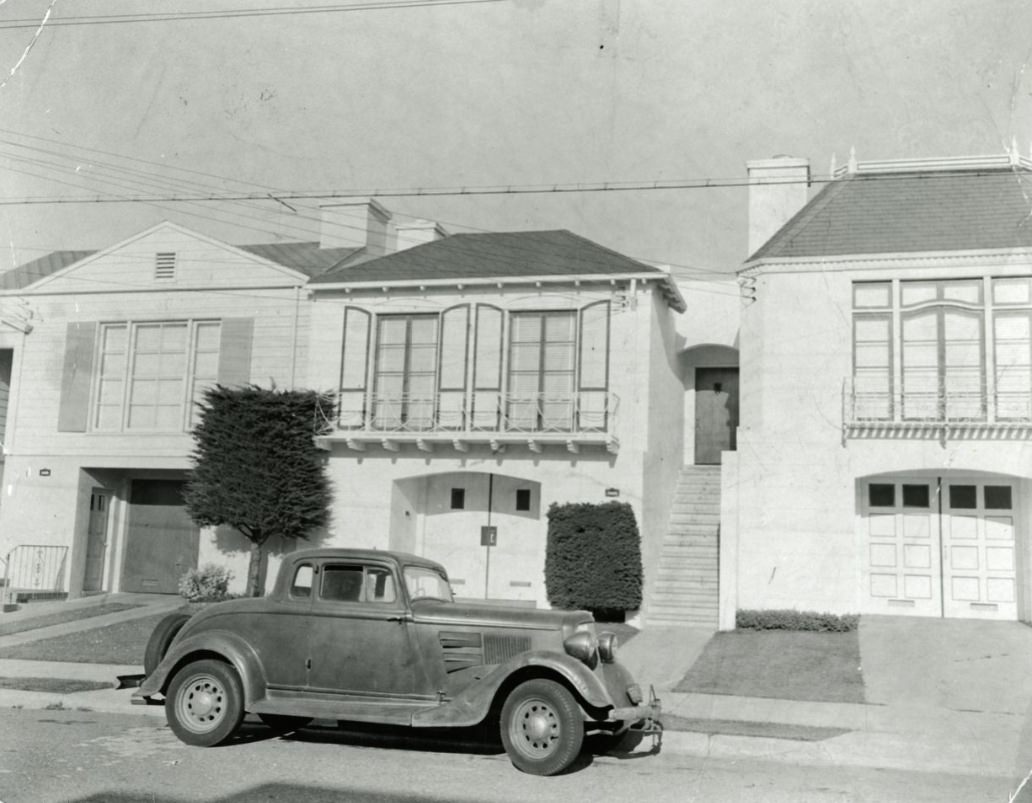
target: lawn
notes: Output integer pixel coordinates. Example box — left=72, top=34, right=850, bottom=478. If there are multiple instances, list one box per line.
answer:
left=0, top=603, right=140, bottom=637
left=0, top=611, right=177, bottom=665
left=0, top=676, right=113, bottom=693
left=674, top=629, right=866, bottom=703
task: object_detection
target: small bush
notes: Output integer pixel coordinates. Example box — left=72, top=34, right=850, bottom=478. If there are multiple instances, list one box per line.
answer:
left=545, top=501, right=642, bottom=614
left=178, top=564, right=233, bottom=602
left=735, top=609, right=859, bottom=632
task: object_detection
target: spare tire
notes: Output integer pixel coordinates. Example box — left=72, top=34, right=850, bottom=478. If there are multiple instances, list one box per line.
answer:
left=143, top=612, right=191, bottom=677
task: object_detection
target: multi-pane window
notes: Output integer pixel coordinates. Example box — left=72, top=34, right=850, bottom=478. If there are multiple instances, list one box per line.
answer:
left=340, top=301, right=611, bottom=433
left=507, top=311, right=576, bottom=431
left=93, top=320, right=221, bottom=432
left=852, top=277, right=1032, bottom=422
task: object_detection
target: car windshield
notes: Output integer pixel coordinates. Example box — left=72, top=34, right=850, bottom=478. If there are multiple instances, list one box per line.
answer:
left=403, top=566, right=454, bottom=601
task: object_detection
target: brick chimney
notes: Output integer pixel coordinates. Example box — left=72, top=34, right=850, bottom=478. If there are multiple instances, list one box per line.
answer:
left=319, top=199, right=395, bottom=255
left=746, top=157, right=810, bottom=256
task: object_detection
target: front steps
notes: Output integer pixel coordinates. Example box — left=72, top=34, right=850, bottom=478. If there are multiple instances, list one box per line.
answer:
left=647, top=465, right=720, bottom=627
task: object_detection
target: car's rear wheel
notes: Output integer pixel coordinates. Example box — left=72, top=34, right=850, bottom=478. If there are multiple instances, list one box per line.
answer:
left=258, top=714, right=312, bottom=734
left=500, top=678, right=584, bottom=775
left=143, top=613, right=190, bottom=677
left=166, top=659, right=244, bottom=747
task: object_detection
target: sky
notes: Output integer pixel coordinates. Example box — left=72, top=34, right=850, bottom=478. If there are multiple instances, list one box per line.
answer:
left=1, top=0, right=1031, bottom=281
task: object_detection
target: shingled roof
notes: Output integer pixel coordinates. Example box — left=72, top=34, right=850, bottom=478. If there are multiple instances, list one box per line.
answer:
left=312, top=229, right=664, bottom=284
left=751, top=167, right=1032, bottom=261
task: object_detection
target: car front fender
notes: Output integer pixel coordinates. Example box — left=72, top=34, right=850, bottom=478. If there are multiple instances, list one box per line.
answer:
left=411, top=650, right=613, bottom=728
left=133, top=630, right=266, bottom=707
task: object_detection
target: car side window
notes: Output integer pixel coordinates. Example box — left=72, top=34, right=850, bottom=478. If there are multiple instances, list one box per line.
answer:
left=290, top=564, right=314, bottom=598
left=366, top=566, right=397, bottom=603
left=321, top=565, right=364, bottom=602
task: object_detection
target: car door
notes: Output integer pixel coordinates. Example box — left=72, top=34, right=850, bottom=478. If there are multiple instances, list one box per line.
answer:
left=305, top=560, right=430, bottom=699
left=248, top=561, right=314, bottom=691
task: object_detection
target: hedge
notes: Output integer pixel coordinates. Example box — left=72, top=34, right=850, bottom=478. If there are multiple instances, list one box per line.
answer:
left=544, top=501, right=642, bottom=613
left=735, top=609, right=859, bottom=632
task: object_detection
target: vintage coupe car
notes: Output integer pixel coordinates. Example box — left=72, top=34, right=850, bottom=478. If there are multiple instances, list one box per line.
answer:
left=134, top=548, right=661, bottom=775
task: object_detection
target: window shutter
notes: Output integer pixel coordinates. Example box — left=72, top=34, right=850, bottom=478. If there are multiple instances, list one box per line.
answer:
left=438, top=305, right=469, bottom=428
left=58, top=322, right=97, bottom=432
left=578, top=301, right=610, bottom=430
left=339, top=307, right=370, bottom=427
left=472, top=305, right=503, bottom=429
left=217, top=318, right=254, bottom=387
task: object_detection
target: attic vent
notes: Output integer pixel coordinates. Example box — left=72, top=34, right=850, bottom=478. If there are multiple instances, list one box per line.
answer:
left=155, top=252, right=176, bottom=281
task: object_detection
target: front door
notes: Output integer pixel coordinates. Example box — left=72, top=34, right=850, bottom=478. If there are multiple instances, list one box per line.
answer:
left=695, top=367, right=739, bottom=464
left=863, top=478, right=1018, bottom=619
left=122, top=479, right=199, bottom=594
left=83, top=489, right=112, bottom=593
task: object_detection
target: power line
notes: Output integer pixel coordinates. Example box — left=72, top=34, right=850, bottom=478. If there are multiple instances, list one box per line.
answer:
left=0, top=0, right=506, bottom=30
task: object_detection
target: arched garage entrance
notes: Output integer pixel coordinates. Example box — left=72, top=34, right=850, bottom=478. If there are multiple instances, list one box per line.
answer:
left=859, top=472, right=1027, bottom=620
left=389, top=472, right=544, bottom=605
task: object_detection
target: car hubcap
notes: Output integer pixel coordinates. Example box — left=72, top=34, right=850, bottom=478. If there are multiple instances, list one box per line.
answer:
left=178, top=675, right=225, bottom=733
left=511, top=698, right=559, bottom=756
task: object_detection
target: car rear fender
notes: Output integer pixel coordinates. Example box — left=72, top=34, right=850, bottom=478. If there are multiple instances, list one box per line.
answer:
left=411, top=650, right=613, bottom=728
left=134, top=630, right=266, bottom=705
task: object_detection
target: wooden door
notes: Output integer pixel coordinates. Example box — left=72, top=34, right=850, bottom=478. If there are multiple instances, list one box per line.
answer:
left=694, top=368, right=739, bottom=465
left=83, top=489, right=111, bottom=592
left=122, top=479, right=199, bottom=594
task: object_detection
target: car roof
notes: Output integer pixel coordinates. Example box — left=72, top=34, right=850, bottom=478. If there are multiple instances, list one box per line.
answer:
left=288, top=547, right=445, bottom=572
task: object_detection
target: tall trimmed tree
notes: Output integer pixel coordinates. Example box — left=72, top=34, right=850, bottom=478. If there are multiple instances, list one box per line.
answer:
left=185, top=385, right=332, bottom=596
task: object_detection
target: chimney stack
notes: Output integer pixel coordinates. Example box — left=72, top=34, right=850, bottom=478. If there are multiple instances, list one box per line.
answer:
left=746, top=157, right=810, bottom=256
left=394, top=219, right=448, bottom=252
left=319, top=199, right=395, bottom=256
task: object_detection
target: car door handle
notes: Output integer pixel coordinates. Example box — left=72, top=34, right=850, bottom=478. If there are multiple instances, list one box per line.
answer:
left=387, top=615, right=406, bottom=623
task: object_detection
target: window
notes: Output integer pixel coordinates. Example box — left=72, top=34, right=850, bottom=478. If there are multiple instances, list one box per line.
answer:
left=404, top=565, right=453, bottom=601
left=93, top=320, right=221, bottom=432
left=508, top=311, right=576, bottom=431
left=450, top=488, right=465, bottom=509
left=949, top=485, right=977, bottom=509
left=868, top=483, right=895, bottom=507
left=852, top=277, right=1032, bottom=422
left=902, top=484, right=930, bottom=508
left=372, top=314, right=438, bottom=429
left=985, top=486, right=1013, bottom=510
left=320, top=564, right=397, bottom=603
left=290, top=565, right=314, bottom=598
left=515, top=488, right=531, bottom=511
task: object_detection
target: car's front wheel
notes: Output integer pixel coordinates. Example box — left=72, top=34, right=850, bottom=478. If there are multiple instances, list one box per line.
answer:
left=500, top=678, right=584, bottom=775
left=166, top=659, right=244, bottom=747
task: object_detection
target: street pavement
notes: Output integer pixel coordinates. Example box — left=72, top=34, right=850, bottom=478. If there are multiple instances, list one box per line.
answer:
left=1, top=595, right=1031, bottom=794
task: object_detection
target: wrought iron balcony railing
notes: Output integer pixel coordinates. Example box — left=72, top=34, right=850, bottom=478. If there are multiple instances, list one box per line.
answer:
left=842, top=380, right=1032, bottom=444
left=316, top=390, right=620, bottom=453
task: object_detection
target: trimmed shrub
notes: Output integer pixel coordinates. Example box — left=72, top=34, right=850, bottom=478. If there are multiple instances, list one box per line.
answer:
left=736, top=609, right=859, bottom=632
left=545, top=501, right=642, bottom=614
left=178, top=564, right=234, bottom=603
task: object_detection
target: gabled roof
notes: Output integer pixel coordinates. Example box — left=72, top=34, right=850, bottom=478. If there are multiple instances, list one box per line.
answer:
left=1, top=240, right=360, bottom=290
left=751, top=168, right=1032, bottom=261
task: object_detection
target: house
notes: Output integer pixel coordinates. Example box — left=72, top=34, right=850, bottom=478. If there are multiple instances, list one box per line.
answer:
left=304, top=211, right=696, bottom=612
left=721, top=152, right=1032, bottom=627
left=0, top=220, right=358, bottom=599
left=0, top=199, right=744, bottom=621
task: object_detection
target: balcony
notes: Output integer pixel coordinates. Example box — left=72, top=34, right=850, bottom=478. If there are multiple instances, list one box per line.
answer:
left=315, top=390, right=620, bottom=454
left=842, top=381, right=1032, bottom=445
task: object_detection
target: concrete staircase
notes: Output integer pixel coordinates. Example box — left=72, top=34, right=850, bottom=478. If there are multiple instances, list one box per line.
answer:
left=647, top=465, right=720, bottom=627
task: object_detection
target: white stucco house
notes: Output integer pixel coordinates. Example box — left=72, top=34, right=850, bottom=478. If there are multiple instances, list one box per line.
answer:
left=721, top=152, right=1032, bottom=627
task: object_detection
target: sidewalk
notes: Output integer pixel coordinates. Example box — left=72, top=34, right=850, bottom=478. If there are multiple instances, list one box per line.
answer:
left=0, top=602, right=1030, bottom=781
left=619, top=616, right=1032, bottom=778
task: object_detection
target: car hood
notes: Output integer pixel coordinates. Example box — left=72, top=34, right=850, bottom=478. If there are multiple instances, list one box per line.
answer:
left=411, top=599, right=593, bottom=631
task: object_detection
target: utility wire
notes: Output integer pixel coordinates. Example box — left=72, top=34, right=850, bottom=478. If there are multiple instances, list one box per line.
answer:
left=0, top=0, right=506, bottom=30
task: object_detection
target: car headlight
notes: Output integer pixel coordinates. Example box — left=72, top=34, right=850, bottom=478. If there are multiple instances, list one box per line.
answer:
left=563, top=630, right=598, bottom=666
left=597, top=631, right=618, bottom=663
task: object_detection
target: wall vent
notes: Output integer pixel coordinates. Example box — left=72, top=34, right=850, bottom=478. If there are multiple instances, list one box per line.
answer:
left=155, top=252, right=176, bottom=281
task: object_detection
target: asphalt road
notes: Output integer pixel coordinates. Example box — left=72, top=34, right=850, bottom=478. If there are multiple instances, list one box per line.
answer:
left=0, top=709, right=1015, bottom=803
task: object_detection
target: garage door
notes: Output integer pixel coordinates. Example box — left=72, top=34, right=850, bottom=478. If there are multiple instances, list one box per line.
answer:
left=863, top=478, right=1017, bottom=620
left=122, top=479, right=200, bottom=594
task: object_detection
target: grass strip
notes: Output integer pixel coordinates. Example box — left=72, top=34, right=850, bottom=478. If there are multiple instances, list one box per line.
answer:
left=0, top=612, right=176, bottom=664
left=676, top=629, right=866, bottom=703
left=0, top=603, right=140, bottom=637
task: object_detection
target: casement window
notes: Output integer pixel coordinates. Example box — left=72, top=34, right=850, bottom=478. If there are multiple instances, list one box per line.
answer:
left=93, top=320, right=222, bottom=432
left=339, top=301, right=611, bottom=433
left=851, top=277, right=1032, bottom=422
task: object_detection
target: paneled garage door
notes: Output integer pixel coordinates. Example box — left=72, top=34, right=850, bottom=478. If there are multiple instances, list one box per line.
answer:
left=863, top=478, right=1017, bottom=620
